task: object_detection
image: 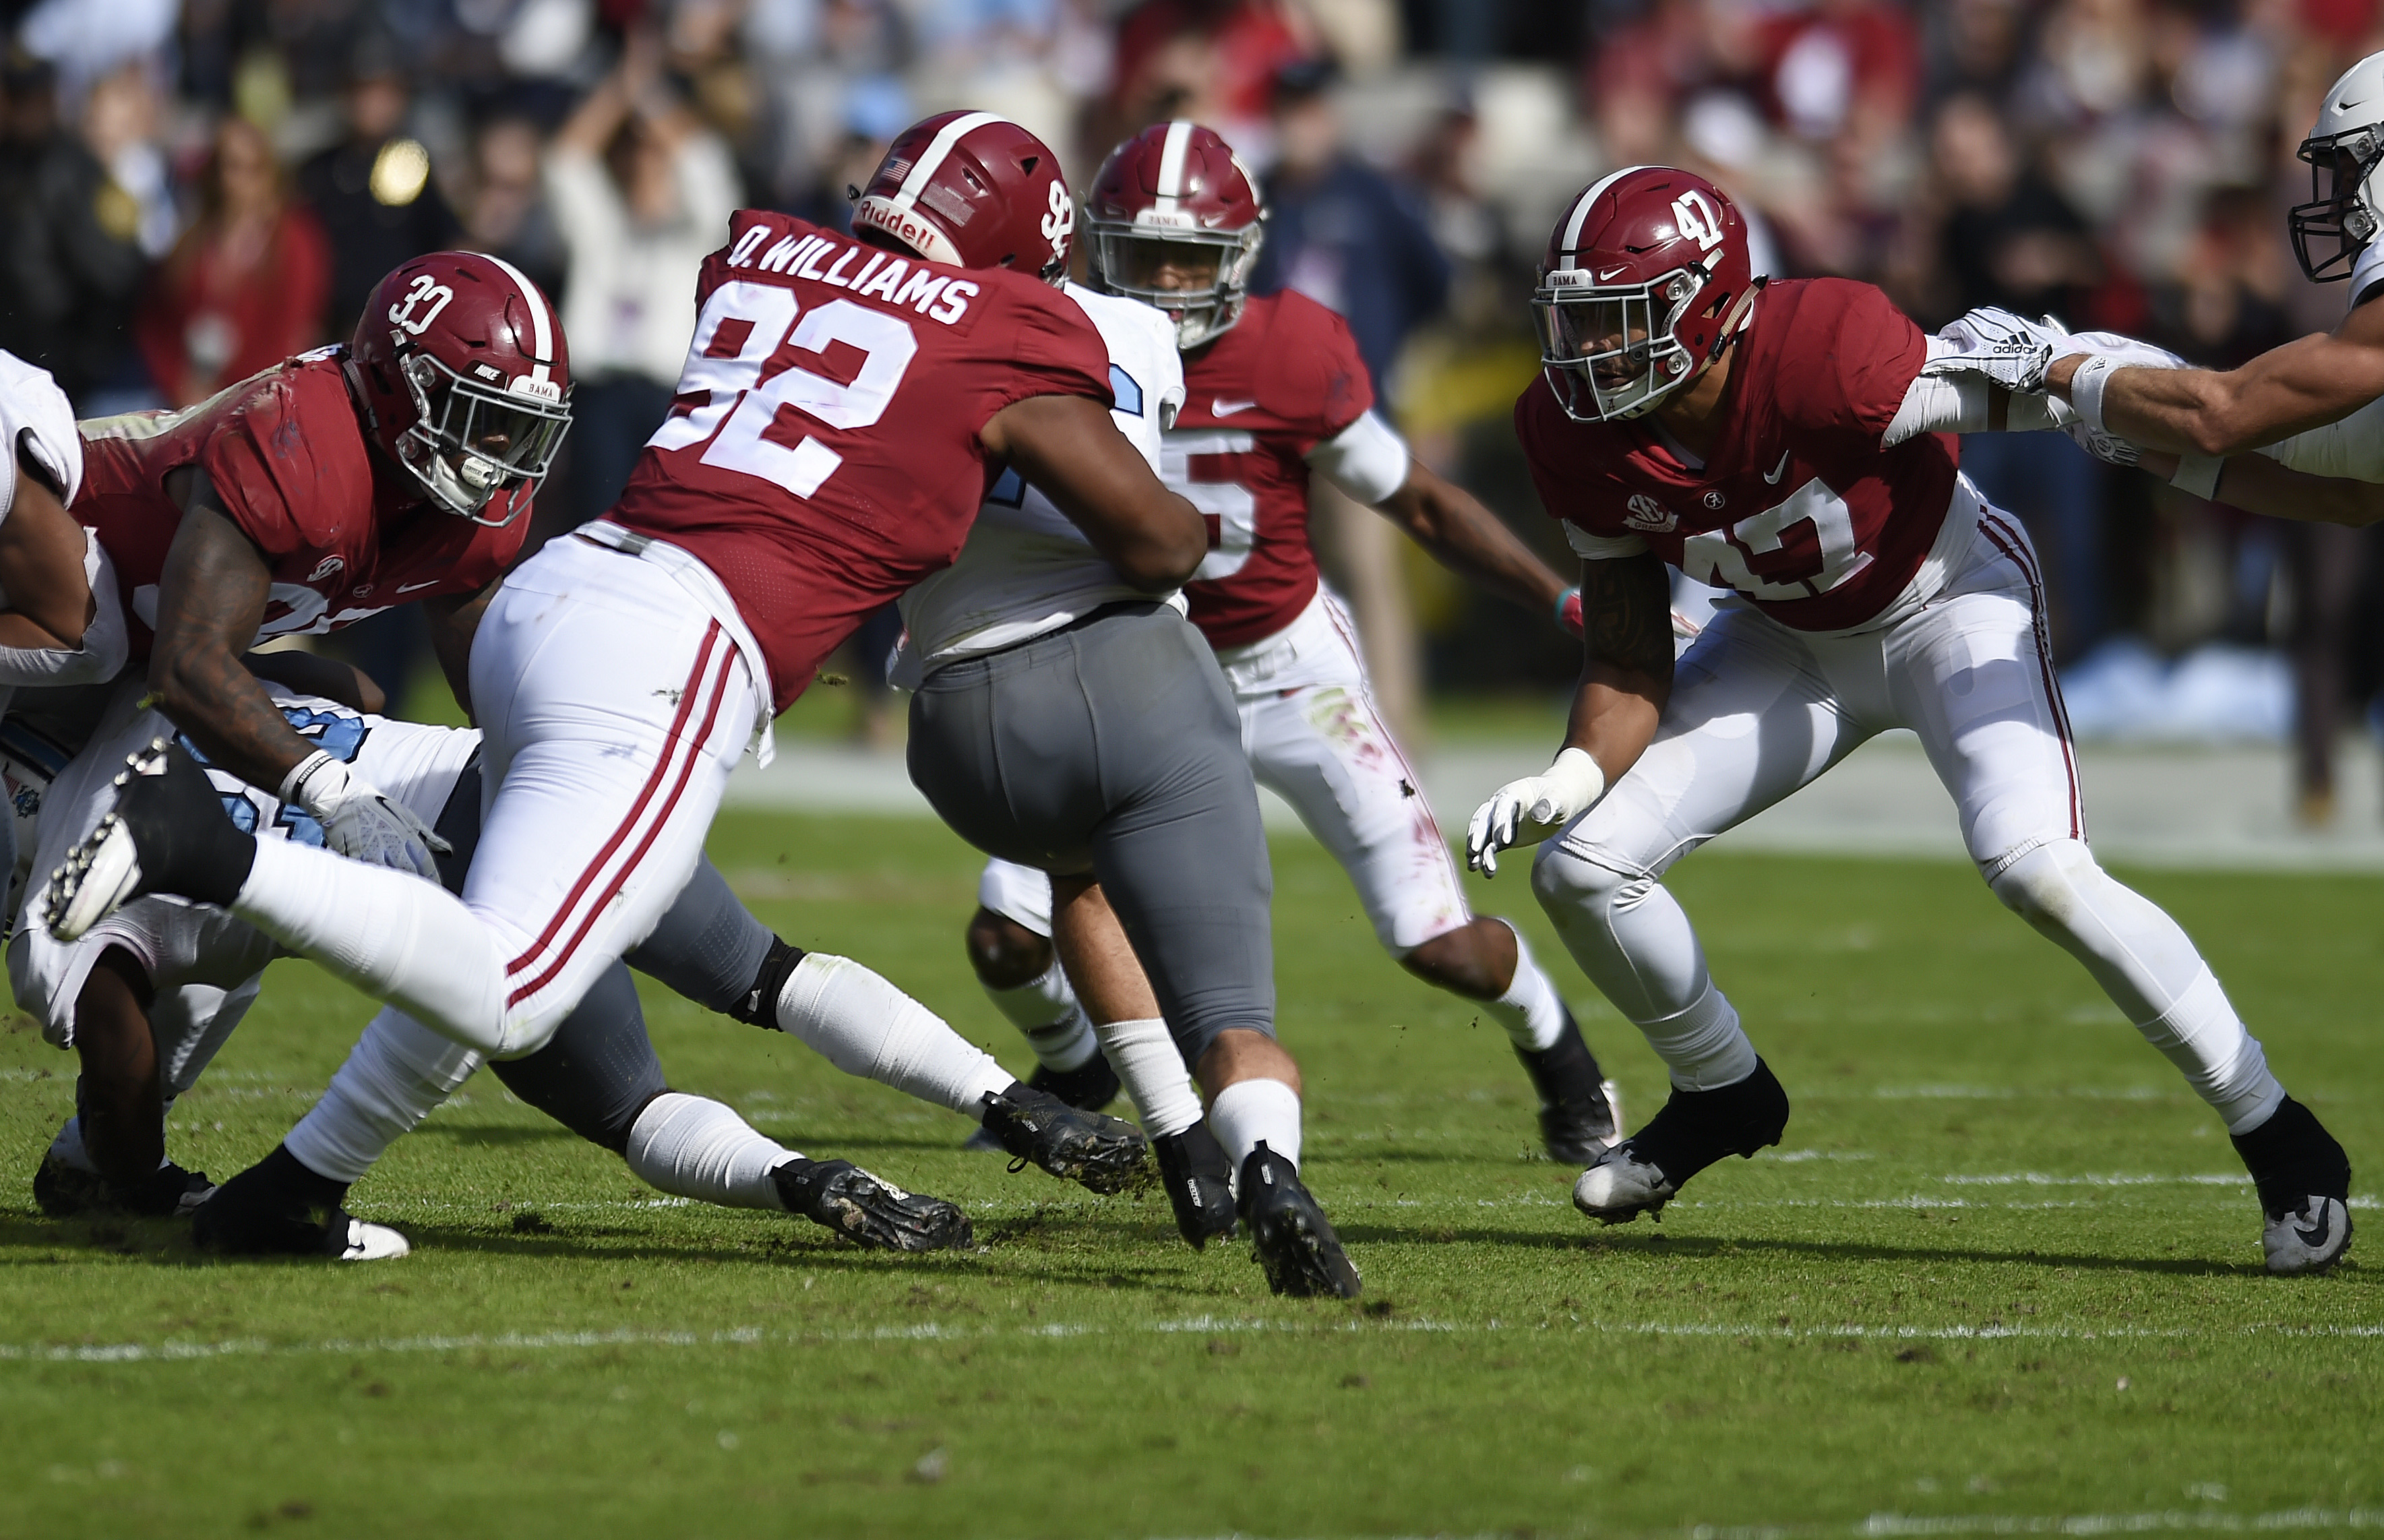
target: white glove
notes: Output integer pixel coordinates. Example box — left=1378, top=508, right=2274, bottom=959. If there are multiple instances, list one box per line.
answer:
left=1922, top=307, right=2062, bottom=393
left=1466, top=747, right=1607, bottom=875
left=282, top=750, right=452, bottom=880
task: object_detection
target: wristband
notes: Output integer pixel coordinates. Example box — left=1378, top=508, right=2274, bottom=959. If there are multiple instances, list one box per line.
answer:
left=1554, top=587, right=1582, bottom=637
left=1545, top=746, right=1606, bottom=815
left=2170, top=452, right=2223, bottom=501
left=2069, top=355, right=2116, bottom=433
left=279, top=748, right=342, bottom=811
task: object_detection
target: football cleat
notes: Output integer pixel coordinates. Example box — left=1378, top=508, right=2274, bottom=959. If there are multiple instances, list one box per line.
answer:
left=33, top=1150, right=214, bottom=1219
left=962, top=1053, right=1120, bottom=1152
left=1239, top=1142, right=1361, bottom=1299
left=2232, top=1097, right=2354, bottom=1276
left=1573, top=1058, right=1791, bottom=1226
left=1572, top=1144, right=1679, bottom=1224
left=40, top=739, right=249, bottom=941
left=1514, top=1006, right=1622, bottom=1163
left=774, top=1159, right=972, bottom=1252
left=979, top=1082, right=1149, bottom=1194
left=192, top=1143, right=405, bottom=1260
left=1153, top=1122, right=1238, bottom=1248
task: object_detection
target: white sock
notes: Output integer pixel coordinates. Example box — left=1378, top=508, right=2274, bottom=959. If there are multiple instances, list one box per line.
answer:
left=983, top=957, right=1096, bottom=1069
left=1475, top=921, right=1567, bottom=1051
left=1208, top=1076, right=1303, bottom=1175
left=233, top=836, right=512, bottom=1054
left=285, top=1008, right=484, bottom=1183
left=776, top=953, right=1014, bottom=1115
left=1093, top=1016, right=1203, bottom=1136
left=624, top=1092, right=795, bottom=1210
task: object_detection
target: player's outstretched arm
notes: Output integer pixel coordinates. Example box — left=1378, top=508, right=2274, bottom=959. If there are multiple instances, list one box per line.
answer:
left=982, top=394, right=1207, bottom=592
left=2052, top=299, right=2384, bottom=457
left=1371, top=462, right=1568, bottom=618
left=2135, top=448, right=2384, bottom=526
left=1467, top=551, right=1674, bottom=874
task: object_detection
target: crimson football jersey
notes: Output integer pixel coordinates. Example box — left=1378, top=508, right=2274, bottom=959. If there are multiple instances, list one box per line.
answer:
left=1171, top=290, right=1373, bottom=650
left=609, top=210, right=1115, bottom=710
left=1515, top=278, right=1957, bottom=634
left=75, top=351, right=529, bottom=658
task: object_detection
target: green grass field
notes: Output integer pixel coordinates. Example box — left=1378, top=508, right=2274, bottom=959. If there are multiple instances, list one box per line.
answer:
left=1, top=809, right=2379, bottom=1538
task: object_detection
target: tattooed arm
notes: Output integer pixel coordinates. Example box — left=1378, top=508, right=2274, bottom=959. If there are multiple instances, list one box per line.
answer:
left=148, top=470, right=324, bottom=790
left=1562, top=550, right=1674, bottom=784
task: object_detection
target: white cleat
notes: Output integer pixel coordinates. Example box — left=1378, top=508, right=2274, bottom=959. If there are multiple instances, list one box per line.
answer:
left=41, top=812, right=144, bottom=943
left=1572, top=1143, right=1677, bottom=1226
left=334, top=1219, right=412, bottom=1262
left=2262, top=1196, right=2352, bottom=1276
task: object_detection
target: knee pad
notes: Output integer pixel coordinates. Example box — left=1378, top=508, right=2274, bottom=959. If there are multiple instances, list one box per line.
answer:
left=1986, top=838, right=2095, bottom=927
left=1531, top=840, right=1641, bottom=915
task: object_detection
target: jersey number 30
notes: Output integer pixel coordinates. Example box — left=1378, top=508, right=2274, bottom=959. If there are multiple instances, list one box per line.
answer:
left=649, top=281, right=920, bottom=498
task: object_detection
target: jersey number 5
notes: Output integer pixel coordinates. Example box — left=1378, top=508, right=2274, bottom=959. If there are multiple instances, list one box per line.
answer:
left=1163, top=429, right=1258, bottom=582
left=649, top=281, right=921, bottom=499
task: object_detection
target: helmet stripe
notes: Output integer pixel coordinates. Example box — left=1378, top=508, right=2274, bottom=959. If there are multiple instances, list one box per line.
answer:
left=1155, top=120, right=1194, bottom=210
left=1558, top=164, right=1656, bottom=270
left=479, top=252, right=556, bottom=385
left=896, top=111, right=1006, bottom=210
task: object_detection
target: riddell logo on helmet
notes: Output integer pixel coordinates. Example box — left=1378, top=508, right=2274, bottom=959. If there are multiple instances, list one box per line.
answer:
left=854, top=200, right=950, bottom=261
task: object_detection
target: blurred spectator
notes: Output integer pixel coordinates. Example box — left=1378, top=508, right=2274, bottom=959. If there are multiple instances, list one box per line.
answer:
left=462, top=114, right=569, bottom=307
left=296, top=40, right=462, bottom=341
left=0, top=50, right=151, bottom=412
left=1106, top=0, right=1318, bottom=160
left=546, top=31, right=741, bottom=525
left=1254, top=63, right=1448, bottom=388
left=133, top=115, right=332, bottom=408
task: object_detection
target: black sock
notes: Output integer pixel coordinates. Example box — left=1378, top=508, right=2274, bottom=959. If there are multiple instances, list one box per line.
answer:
left=2231, top=1098, right=2352, bottom=1207
left=727, top=936, right=806, bottom=1028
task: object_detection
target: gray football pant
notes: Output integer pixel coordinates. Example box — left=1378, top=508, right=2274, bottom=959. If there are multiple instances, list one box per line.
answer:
left=906, top=603, right=1275, bottom=1066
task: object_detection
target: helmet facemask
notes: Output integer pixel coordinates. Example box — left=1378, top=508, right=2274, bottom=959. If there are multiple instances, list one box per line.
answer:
left=1533, top=264, right=1708, bottom=423
left=1088, top=217, right=1265, bottom=350
left=2290, top=125, right=2384, bottom=282
left=394, top=348, right=572, bottom=527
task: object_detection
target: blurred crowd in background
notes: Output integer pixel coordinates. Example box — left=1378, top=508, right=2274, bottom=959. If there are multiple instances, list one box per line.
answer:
left=3, top=0, right=2383, bottom=818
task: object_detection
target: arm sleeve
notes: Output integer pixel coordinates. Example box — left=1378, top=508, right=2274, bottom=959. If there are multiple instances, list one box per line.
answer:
left=1304, top=408, right=1411, bottom=505
left=2257, top=394, right=2384, bottom=483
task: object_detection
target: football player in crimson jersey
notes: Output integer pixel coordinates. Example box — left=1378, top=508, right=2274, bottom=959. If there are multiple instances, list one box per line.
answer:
left=1469, top=166, right=2355, bottom=1276
left=958, top=120, right=1627, bottom=1171
left=44, top=113, right=1209, bottom=1222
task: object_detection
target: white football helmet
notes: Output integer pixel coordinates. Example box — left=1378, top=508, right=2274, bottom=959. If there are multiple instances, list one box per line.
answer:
left=2289, top=50, right=2384, bottom=283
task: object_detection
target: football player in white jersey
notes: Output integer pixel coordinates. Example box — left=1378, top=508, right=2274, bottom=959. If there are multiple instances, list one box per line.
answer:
left=954, top=121, right=1628, bottom=1176
left=1931, top=52, right=2384, bottom=501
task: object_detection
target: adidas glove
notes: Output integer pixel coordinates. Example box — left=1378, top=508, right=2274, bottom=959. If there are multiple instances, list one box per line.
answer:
left=1922, top=306, right=2061, bottom=393
left=281, top=750, right=451, bottom=880
left=1467, top=747, right=1606, bottom=875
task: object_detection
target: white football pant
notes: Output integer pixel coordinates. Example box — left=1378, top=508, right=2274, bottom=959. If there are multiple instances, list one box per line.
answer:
left=1530, top=507, right=2286, bottom=1134
left=224, top=536, right=762, bottom=1057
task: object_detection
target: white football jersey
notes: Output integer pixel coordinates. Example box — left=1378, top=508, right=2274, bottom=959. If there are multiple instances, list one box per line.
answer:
left=892, top=283, right=1186, bottom=686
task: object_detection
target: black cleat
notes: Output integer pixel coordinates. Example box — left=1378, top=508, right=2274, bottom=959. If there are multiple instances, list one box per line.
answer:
left=34, top=1150, right=214, bottom=1219
left=1573, top=1057, right=1790, bottom=1225
left=962, top=1054, right=1122, bottom=1152
left=1515, top=1005, right=1621, bottom=1163
left=2232, top=1097, right=2355, bottom=1276
left=979, top=1081, right=1149, bottom=1194
left=40, top=739, right=253, bottom=940
left=1239, top=1142, right=1361, bottom=1299
left=1153, top=1122, right=1238, bottom=1248
left=774, top=1159, right=973, bottom=1252
left=191, top=1144, right=410, bottom=1260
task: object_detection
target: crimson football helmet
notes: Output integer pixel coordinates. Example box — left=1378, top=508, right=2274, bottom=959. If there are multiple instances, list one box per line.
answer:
left=851, top=111, right=1074, bottom=282
left=1084, top=121, right=1266, bottom=349
left=348, top=251, right=572, bottom=527
left=1533, top=166, right=1759, bottom=423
